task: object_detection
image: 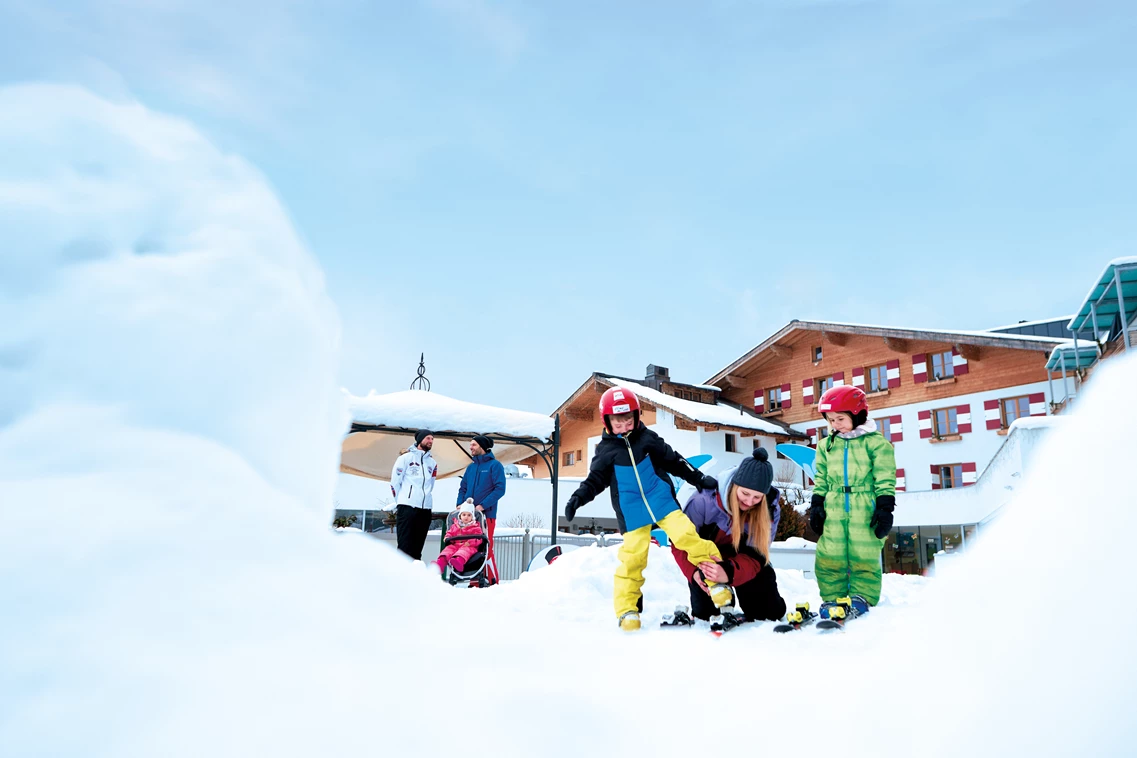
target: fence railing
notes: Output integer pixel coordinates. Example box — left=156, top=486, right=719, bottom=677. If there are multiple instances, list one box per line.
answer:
left=492, top=531, right=620, bottom=581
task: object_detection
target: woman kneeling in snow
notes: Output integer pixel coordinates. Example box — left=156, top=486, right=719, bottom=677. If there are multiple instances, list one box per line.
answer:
left=671, top=449, right=787, bottom=623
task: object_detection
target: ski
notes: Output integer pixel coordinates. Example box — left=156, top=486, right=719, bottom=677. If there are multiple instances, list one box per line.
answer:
left=815, top=596, right=868, bottom=631
left=660, top=605, right=695, bottom=628
left=773, top=602, right=817, bottom=633
left=709, top=608, right=750, bottom=637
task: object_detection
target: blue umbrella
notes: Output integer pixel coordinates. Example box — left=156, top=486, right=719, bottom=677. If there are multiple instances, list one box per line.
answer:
left=776, top=444, right=816, bottom=480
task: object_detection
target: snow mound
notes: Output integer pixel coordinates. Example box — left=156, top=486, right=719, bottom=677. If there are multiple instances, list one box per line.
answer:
left=347, top=388, right=554, bottom=439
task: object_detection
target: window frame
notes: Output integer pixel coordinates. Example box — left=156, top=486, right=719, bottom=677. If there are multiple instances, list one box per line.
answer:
left=1000, top=395, right=1031, bottom=429
left=814, top=375, right=834, bottom=402
left=939, top=463, right=964, bottom=489
left=725, top=433, right=737, bottom=453
left=932, top=406, right=959, bottom=437
left=765, top=386, right=783, bottom=411
left=563, top=450, right=577, bottom=466
left=928, top=351, right=955, bottom=382
left=812, top=346, right=823, bottom=362
left=875, top=416, right=893, bottom=442
left=866, top=363, right=889, bottom=393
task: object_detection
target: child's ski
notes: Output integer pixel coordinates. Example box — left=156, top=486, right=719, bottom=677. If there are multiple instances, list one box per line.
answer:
left=815, top=596, right=868, bottom=631
left=773, top=602, right=817, bottom=633
left=660, top=605, right=695, bottom=628
left=709, top=608, right=750, bottom=637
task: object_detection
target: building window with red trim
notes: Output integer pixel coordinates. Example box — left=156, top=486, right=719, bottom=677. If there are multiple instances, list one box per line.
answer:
left=940, top=463, right=963, bottom=489
left=929, top=351, right=954, bottom=381
left=875, top=417, right=893, bottom=442
left=765, top=386, right=783, bottom=411
left=814, top=376, right=834, bottom=400
left=867, top=364, right=889, bottom=393
left=1001, top=396, right=1031, bottom=428
left=933, top=407, right=958, bottom=436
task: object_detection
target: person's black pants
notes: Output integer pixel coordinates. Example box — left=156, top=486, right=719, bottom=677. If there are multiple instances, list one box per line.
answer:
left=689, top=562, right=787, bottom=622
left=396, top=505, right=433, bottom=560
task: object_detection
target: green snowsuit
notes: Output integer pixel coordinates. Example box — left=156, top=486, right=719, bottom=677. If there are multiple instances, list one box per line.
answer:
left=813, top=429, right=896, bottom=606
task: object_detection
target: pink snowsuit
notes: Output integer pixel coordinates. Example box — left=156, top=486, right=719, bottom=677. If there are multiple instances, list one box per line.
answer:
left=435, top=519, right=484, bottom=572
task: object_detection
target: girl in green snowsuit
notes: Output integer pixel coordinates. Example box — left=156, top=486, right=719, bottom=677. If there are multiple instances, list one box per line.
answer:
left=808, top=385, right=896, bottom=606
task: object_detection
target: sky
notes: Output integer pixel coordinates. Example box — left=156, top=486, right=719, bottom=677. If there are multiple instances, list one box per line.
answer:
left=2, top=0, right=1135, bottom=414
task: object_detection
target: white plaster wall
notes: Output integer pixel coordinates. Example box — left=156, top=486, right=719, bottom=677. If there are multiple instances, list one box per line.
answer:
left=790, top=380, right=1052, bottom=492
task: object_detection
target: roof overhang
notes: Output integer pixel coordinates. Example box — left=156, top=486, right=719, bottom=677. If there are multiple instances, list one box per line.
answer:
left=706, top=320, right=1064, bottom=385
left=1067, top=258, right=1137, bottom=336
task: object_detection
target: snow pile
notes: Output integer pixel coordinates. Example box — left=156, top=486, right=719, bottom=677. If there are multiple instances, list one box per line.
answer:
left=347, top=388, right=554, bottom=440
left=4, top=84, right=1136, bottom=758
left=603, top=377, right=787, bottom=434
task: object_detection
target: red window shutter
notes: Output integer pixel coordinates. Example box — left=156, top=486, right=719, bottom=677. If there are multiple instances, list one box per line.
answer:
left=781, top=383, right=792, bottom=410
left=754, top=390, right=764, bottom=412
left=1028, top=392, right=1046, bottom=416
left=886, top=359, right=901, bottom=389
left=918, top=410, right=933, bottom=439
left=832, top=371, right=845, bottom=387
left=912, top=354, right=927, bottom=383
left=851, top=367, right=865, bottom=389
left=962, top=462, right=977, bottom=486
left=895, top=468, right=906, bottom=492
left=984, top=399, right=1001, bottom=430
left=890, top=414, right=903, bottom=442
left=929, top=463, right=941, bottom=489
left=956, top=403, right=972, bottom=434
left=952, top=347, right=970, bottom=376
left=802, top=378, right=814, bottom=406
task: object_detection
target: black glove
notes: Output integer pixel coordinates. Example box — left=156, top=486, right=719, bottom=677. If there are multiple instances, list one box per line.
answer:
left=564, top=495, right=581, bottom=522
left=870, top=494, right=895, bottom=539
left=808, top=494, right=826, bottom=536
left=696, top=475, right=718, bottom=493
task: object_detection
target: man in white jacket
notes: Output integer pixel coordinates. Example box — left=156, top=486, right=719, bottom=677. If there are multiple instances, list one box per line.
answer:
left=391, top=429, right=438, bottom=560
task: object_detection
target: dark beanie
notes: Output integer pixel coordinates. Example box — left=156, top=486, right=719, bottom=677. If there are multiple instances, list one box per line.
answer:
left=473, top=434, right=493, bottom=451
left=414, top=429, right=433, bottom=445
left=733, top=447, right=774, bottom=494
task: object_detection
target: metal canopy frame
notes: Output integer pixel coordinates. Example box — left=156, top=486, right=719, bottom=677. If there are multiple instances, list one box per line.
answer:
left=1068, top=261, right=1137, bottom=350
left=347, top=416, right=563, bottom=545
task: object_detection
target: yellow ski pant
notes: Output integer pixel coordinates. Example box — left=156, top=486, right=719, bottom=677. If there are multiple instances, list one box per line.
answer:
left=614, top=510, right=723, bottom=618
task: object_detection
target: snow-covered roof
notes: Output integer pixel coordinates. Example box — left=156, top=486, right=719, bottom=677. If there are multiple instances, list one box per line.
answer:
left=987, top=315, right=1074, bottom=331
left=689, top=384, right=723, bottom=392
left=602, top=377, right=790, bottom=436
left=342, top=389, right=556, bottom=484
left=1067, top=257, right=1137, bottom=334
left=347, top=389, right=554, bottom=440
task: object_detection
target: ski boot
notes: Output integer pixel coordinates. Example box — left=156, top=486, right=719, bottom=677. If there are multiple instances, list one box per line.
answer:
left=618, top=611, right=642, bottom=632
left=773, top=602, right=817, bottom=633
left=817, top=595, right=868, bottom=630
left=709, top=608, right=749, bottom=636
left=660, top=605, right=694, bottom=628
left=708, top=583, right=735, bottom=609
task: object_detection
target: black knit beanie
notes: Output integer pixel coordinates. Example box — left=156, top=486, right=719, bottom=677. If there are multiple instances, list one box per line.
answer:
left=733, top=448, right=774, bottom=493
left=472, top=434, right=493, bottom=451
left=414, top=429, right=434, bottom=446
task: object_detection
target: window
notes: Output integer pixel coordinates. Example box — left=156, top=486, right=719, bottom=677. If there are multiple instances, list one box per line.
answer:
left=929, top=351, right=954, bottom=381
left=563, top=450, right=577, bottom=466
left=765, top=386, right=783, bottom=411
left=867, top=364, right=889, bottom=393
left=725, top=434, right=737, bottom=453
left=812, top=346, right=823, bottom=362
left=1001, top=396, right=1031, bottom=428
left=876, top=417, right=892, bottom=442
left=939, top=464, right=964, bottom=489
left=814, top=376, right=834, bottom=400
left=932, top=407, right=958, bottom=436
left=753, top=439, right=762, bottom=451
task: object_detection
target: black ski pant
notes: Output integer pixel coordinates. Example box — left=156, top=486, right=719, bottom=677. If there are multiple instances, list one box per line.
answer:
left=689, top=562, right=787, bottom=622
left=396, top=504, right=433, bottom=561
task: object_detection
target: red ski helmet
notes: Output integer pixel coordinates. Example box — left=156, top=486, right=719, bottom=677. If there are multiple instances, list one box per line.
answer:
left=817, top=385, right=868, bottom=415
left=599, top=386, right=641, bottom=432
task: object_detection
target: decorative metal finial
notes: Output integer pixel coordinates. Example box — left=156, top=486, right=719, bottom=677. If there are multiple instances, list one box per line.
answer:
left=410, top=353, right=430, bottom=391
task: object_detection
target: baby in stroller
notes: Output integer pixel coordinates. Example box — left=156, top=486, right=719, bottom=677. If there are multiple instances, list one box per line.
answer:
left=434, top=500, right=486, bottom=580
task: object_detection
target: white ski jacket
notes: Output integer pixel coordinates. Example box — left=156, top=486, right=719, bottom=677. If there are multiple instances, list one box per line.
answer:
left=391, top=446, right=438, bottom=510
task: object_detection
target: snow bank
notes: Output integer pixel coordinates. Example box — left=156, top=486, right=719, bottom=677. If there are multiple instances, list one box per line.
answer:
left=603, top=376, right=786, bottom=434
left=4, top=83, right=1136, bottom=758
left=347, top=388, right=554, bottom=440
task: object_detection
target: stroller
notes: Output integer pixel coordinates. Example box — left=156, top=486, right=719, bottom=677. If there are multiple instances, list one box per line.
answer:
left=439, top=509, right=496, bottom=588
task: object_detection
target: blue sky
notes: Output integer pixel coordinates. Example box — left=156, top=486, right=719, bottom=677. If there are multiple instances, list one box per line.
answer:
left=3, top=0, right=1135, bottom=414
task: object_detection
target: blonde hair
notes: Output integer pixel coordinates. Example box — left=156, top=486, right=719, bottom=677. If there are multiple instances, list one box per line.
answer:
left=726, top=484, right=772, bottom=562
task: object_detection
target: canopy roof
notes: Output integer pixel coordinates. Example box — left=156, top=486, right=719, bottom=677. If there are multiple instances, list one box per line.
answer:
left=341, top=390, right=555, bottom=482
left=1067, top=258, right=1137, bottom=336
left=1045, top=342, right=1101, bottom=371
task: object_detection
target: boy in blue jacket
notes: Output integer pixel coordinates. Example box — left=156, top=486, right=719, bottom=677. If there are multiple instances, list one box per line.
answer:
left=565, top=387, right=732, bottom=630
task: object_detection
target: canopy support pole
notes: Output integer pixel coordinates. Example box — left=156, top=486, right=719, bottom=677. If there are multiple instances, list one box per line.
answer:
left=1116, top=267, right=1132, bottom=350
left=551, top=414, right=561, bottom=546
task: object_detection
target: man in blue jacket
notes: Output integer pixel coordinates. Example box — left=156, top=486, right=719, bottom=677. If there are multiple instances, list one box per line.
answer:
left=457, top=434, right=506, bottom=581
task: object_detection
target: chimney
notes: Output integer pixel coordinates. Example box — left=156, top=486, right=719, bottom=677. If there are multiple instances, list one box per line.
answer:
left=645, top=364, right=669, bottom=391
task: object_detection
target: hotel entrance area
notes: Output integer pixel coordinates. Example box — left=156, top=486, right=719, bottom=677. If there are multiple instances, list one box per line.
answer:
left=883, top=523, right=979, bottom=575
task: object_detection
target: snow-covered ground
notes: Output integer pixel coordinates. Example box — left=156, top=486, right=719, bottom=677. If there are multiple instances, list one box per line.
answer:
left=3, top=85, right=1137, bottom=757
